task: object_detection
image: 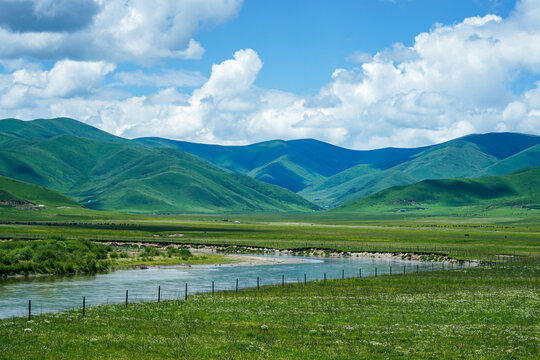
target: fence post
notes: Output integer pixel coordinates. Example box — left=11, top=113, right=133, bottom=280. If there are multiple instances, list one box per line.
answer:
left=359, top=268, right=361, bottom=278
left=185, top=283, right=188, bottom=300
left=236, top=278, right=238, bottom=293
left=83, top=296, right=86, bottom=317
left=324, top=272, right=326, bottom=283
left=125, top=290, right=128, bottom=308
left=158, top=285, right=161, bottom=303
left=257, top=277, right=260, bottom=290
left=282, top=275, right=284, bottom=288
left=416, top=264, right=419, bottom=273
left=403, top=265, right=406, bottom=274
left=28, top=300, right=31, bottom=322
left=212, top=281, right=215, bottom=296
left=304, top=273, right=306, bottom=284
left=375, top=267, right=377, bottom=277
left=342, top=269, right=345, bottom=279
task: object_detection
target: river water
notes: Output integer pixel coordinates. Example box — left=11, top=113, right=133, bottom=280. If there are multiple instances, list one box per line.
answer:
left=0, top=255, right=451, bottom=319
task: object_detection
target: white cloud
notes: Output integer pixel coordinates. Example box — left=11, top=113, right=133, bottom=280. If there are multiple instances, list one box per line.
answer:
left=0, top=60, right=115, bottom=108
left=0, top=0, right=243, bottom=62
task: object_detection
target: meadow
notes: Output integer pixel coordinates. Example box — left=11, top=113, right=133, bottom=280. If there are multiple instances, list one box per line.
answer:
left=1, top=209, right=539, bottom=260
left=0, top=209, right=539, bottom=358
left=0, top=258, right=538, bottom=359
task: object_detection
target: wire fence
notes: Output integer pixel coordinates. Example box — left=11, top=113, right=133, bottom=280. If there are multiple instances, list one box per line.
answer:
left=2, top=258, right=496, bottom=321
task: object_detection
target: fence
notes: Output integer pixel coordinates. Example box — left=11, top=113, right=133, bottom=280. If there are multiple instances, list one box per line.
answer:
left=18, top=258, right=493, bottom=321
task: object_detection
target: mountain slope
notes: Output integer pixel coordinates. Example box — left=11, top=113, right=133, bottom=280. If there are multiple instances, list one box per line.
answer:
left=0, top=118, right=130, bottom=145
left=482, top=144, right=540, bottom=176
left=2, top=118, right=539, bottom=211
left=300, top=133, right=540, bottom=206
left=0, top=175, right=81, bottom=208
left=334, top=166, right=540, bottom=214
left=0, top=119, right=318, bottom=213
left=134, top=137, right=429, bottom=192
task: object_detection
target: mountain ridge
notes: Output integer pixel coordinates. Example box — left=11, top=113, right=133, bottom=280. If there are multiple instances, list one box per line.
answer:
left=2, top=117, right=539, bottom=210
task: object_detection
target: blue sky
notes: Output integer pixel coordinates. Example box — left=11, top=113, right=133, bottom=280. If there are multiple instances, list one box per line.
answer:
left=0, top=0, right=538, bottom=149
left=189, top=0, right=516, bottom=93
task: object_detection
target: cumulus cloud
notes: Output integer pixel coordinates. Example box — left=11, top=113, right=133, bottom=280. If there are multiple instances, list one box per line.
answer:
left=0, top=60, right=115, bottom=108
left=2, top=0, right=540, bottom=149
left=0, top=0, right=242, bottom=62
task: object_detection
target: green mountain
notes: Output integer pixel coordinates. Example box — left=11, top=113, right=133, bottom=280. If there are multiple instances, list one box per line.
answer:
left=2, top=117, right=538, bottom=211
left=134, top=137, right=428, bottom=192
left=0, top=118, right=318, bottom=213
left=482, top=144, right=540, bottom=176
left=0, top=118, right=130, bottom=144
left=334, top=166, right=540, bottom=214
left=0, top=175, right=81, bottom=208
left=299, top=133, right=540, bottom=206
left=138, top=132, right=540, bottom=207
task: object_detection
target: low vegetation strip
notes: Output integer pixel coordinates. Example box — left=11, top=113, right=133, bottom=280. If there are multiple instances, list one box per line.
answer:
left=0, top=237, right=224, bottom=277
left=0, top=259, right=538, bottom=359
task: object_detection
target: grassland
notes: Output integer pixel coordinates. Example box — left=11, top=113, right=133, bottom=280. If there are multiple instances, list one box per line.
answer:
left=0, top=258, right=538, bottom=359
left=0, top=202, right=539, bottom=358
left=1, top=208, right=539, bottom=260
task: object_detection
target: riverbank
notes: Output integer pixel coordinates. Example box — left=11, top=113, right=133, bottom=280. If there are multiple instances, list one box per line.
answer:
left=105, top=241, right=462, bottom=263
left=1, top=259, right=537, bottom=359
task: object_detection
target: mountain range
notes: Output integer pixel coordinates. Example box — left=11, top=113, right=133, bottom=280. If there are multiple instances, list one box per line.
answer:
left=136, top=131, right=540, bottom=207
left=0, top=117, right=539, bottom=214
left=333, top=166, right=540, bottom=215
left=0, top=118, right=317, bottom=213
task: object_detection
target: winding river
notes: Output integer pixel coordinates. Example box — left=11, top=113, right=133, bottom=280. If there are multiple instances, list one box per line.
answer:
left=0, top=255, right=451, bottom=319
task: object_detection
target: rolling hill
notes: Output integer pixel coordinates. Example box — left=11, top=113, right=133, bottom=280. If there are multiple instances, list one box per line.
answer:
left=2, top=117, right=539, bottom=211
left=0, top=118, right=319, bottom=214
left=333, top=166, right=540, bottom=214
left=299, top=133, right=540, bottom=206
left=134, top=137, right=429, bottom=193
left=137, top=132, right=540, bottom=207
left=0, top=175, right=81, bottom=208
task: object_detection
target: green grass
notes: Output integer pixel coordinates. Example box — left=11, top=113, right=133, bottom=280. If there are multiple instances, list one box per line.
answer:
left=0, top=259, right=538, bottom=359
left=0, top=210, right=539, bottom=260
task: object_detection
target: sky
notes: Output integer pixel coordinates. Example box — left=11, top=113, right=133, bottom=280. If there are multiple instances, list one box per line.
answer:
left=0, top=0, right=539, bottom=149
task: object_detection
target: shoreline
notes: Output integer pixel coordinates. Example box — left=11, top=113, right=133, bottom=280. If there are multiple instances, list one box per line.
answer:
left=1, top=242, right=476, bottom=279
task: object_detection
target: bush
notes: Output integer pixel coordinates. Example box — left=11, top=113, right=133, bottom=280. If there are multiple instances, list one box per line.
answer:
left=0, top=238, right=113, bottom=276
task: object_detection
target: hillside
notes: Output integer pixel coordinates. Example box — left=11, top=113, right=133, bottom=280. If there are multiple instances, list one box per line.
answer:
left=134, top=137, right=428, bottom=192
left=333, top=166, right=540, bottom=214
left=2, top=118, right=539, bottom=210
left=138, top=132, right=540, bottom=207
left=0, top=118, right=130, bottom=145
left=300, top=133, right=540, bottom=206
left=0, top=119, right=319, bottom=214
left=0, top=175, right=81, bottom=208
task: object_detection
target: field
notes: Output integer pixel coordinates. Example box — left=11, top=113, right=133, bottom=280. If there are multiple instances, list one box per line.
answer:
left=1, top=208, right=539, bottom=260
left=0, top=209, right=539, bottom=359
left=0, top=258, right=538, bottom=359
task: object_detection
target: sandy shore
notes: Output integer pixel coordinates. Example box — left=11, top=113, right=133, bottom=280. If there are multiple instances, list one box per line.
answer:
left=217, top=254, right=313, bottom=267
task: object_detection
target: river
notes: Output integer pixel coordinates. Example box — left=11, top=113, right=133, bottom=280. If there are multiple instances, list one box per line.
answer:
left=0, top=255, right=452, bottom=319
